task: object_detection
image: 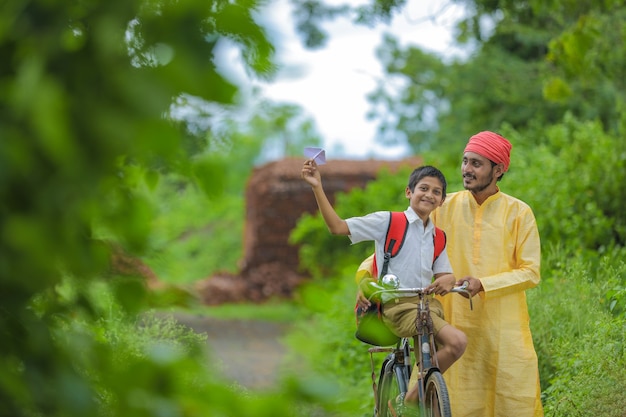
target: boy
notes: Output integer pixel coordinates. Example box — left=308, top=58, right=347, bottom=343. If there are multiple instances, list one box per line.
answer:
left=300, top=160, right=467, bottom=404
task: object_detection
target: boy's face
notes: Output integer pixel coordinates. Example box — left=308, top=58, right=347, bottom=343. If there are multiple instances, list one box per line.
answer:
left=405, top=176, right=445, bottom=220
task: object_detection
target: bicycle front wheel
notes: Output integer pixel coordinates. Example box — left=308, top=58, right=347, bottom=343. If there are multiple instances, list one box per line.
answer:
left=378, top=361, right=407, bottom=417
left=423, top=370, right=451, bottom=417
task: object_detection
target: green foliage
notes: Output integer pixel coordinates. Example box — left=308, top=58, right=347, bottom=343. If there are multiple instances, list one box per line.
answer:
left=27, top=276, right=343, bottom=417
left=606, top=285, right=626, bottom=319
left=290, top=212, right=354, bottom=277
left=501, top=115, right=626, bottom=252
left=0, top=0, right=334, bottom=415
left=289, top=0, right=406, bottom=49
left=368, top=0, right=626, bottom=155
left=144, top=173, right=244, bottom=283
left=545, top=8, right=626, bottom=131
left=369, top=36, right=451, bottom=152
left=284, top=268, right=383, bottom=417
left=1, top=0, right=272, bottom=287
left=530, top=249, right=626, bottom=416
left=368, top=4, right=565, bottom=153
left=543, top=321, right=626, bottom=417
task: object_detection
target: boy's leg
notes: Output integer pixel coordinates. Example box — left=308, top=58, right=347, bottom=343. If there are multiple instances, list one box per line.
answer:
left=406, top=323, right=466, bottom=404
left=430, top=298, right=467, bottom=373
left=383, top=298, right=466, bottom=404
left=434, top=324, right=467, bottom=373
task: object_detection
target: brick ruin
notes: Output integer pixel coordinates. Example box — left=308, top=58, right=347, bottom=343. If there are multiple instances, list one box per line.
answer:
left=195, top=156, right=422, bottom=305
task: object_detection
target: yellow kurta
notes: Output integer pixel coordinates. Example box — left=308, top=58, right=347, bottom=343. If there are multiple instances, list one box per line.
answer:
left=432, top=189, right=544, bottom=417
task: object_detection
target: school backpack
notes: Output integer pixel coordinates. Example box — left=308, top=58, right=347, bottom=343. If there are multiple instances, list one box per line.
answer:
left=354, top=211, right=447, bottom=346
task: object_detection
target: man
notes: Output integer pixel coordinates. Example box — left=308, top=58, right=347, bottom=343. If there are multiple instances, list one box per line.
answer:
left=431, top=131, right=543, bottom=416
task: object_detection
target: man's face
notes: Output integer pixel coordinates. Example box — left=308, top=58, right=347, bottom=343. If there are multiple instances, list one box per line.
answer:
left=461, top=152, right=497, bottom=193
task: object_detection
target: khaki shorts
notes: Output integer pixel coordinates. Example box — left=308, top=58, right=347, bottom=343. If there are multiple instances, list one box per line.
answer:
left=382, top=296, right=448, bottom=338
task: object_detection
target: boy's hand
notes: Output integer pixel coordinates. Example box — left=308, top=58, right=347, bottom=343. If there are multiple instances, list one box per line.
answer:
left=356, top=290, right=371, bottom=310
left=426, top=274, right=456, bottom=295
left=356, top=278, right=376, bottom=310
left=301, top=159, right=321, bottom=187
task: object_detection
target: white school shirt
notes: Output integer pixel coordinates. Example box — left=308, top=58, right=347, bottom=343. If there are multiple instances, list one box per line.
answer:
left=346, top=207, right=452, bottom=290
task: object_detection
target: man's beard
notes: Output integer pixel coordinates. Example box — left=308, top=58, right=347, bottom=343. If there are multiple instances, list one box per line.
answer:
left=463, top=172, right=493, bottom=193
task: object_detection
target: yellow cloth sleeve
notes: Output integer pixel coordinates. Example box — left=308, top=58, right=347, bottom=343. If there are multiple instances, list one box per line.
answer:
left=355, top=253, right=375, bottom=284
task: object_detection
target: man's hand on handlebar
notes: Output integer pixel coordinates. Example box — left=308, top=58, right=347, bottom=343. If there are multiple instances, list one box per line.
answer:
left=456, top=276, right=483, bottom=298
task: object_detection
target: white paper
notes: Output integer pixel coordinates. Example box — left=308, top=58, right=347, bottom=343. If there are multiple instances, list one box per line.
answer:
left=303, top=147, right=327, bottom=165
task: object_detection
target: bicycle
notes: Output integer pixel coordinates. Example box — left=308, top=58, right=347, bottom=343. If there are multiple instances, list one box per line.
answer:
left=365, top=275, right=473, bottom=417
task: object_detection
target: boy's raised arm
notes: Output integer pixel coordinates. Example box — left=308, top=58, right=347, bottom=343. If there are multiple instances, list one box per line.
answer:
left=301, top=159, right=350, bottom=235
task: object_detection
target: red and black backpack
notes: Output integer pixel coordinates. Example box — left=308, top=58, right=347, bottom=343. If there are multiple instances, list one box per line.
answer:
left=354, top=211, right=447, bottom=345
left=373, top=211, right=446, bottom=278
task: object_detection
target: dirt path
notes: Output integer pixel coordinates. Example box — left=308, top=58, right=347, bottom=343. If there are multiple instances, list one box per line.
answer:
left=172, top=313, right=290, bottom=390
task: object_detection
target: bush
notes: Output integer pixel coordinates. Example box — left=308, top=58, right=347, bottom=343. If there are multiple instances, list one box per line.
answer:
left=528, top=247, right=626, bottom=416
left=503, top=115, right=626, bottom=253
left=284, top=267, right=384, bottom=417
left=542, top=318, right=626, bottom=417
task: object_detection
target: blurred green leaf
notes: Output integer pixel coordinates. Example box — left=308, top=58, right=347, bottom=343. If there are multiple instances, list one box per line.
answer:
left=192, top=156, right=226, bottom=199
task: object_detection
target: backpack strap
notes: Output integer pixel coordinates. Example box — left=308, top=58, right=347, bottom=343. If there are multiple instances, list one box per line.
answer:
left=385, top=212, right=409, bottom=258
left=374, top=212, right=409, bottom=279
left=432, top=227, right=447, bottom=263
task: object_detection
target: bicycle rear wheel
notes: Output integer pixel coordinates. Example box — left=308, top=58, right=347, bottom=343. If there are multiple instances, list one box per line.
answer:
left=423, top=370, right=451, bottom=417
left=377, top=360, right=407, bottom=417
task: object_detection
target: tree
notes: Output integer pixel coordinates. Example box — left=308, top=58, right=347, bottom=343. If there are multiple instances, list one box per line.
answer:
left=366, top=0, right=626, bottom=153
left=0, top=0, right=280, bottom=414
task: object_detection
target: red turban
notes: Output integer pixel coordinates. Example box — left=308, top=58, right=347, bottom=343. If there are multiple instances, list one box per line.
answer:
left=464, top=131, right=512, bottom=172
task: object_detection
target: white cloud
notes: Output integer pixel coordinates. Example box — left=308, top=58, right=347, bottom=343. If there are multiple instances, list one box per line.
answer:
left=233, top=0, right=468, bottom=159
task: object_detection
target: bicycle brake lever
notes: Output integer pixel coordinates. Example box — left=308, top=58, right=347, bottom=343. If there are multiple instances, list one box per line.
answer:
left=453, top=282, right=474, bottom=310
left=460, top=289, right=474, bottom=311
left=466, top=292, right=474, bottom=310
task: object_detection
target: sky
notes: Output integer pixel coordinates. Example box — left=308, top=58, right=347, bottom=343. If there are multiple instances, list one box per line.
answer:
left=254, top=0, right=468, bottom=160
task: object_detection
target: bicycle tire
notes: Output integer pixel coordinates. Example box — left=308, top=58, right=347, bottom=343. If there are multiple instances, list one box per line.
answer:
left=377, top=359, right=407, bottom=417
left=423, top=370, right=451, bottom=417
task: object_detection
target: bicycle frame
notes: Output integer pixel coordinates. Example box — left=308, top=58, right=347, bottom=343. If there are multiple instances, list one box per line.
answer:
left=366, top=281, right=472, bottom=416
left=415, top=292, right=435, bottom=407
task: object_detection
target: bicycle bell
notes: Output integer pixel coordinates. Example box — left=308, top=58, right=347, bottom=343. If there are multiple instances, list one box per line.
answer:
left=380, top=274, right=400, bottom=289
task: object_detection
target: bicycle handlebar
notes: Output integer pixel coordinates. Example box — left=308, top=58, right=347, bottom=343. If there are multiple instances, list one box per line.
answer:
left=366, top=279, right=474, bottom=310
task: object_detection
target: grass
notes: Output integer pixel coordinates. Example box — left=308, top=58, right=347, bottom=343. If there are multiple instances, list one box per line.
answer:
left=175, top=299, right=306, bottom=322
